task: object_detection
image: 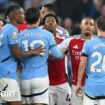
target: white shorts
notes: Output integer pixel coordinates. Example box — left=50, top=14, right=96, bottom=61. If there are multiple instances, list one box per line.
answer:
left=49, top=82, right=71, bottom=105
left=20, top=76, right=49, bottom=104
left=0, top=78, right=21, bottom=103
left=71, top=84, right=83, bottom=105
left=83, top=94, right=105, bottom=105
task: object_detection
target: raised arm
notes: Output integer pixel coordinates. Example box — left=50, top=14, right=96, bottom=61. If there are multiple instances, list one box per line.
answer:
left=58, top=38, right=72, bottom=53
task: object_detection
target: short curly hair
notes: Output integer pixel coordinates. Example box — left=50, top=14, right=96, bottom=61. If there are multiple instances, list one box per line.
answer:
left=42, top=14, right=58, bottom=25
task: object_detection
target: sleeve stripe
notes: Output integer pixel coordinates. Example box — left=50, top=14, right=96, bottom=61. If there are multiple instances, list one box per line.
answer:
left=82, top=53, right=88, bottom=57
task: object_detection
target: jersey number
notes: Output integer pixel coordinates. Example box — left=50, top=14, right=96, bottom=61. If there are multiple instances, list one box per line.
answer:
left=66, top=94, right=71, bottom=102
left=22, top=40, right=45, bottom=51
left=90, top=52, right=105, bottom=72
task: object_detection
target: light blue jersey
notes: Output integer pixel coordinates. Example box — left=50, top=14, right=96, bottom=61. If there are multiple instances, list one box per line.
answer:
left=0, top=23, right=19, bottom=79
left=82, top=36, right=105, bottom=98
left=19, top=27, right=62, bottom=80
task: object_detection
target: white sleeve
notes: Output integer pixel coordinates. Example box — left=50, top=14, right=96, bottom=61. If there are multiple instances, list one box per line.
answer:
left=58, top=38, right=72, bottom=52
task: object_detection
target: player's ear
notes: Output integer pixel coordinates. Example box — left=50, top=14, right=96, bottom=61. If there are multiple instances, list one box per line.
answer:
left=15, top=14, right=19, bottom=19
left=80, top=24, right=82, bottom=30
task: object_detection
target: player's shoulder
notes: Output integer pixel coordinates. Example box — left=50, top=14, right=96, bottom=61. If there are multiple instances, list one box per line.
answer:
left=83, top=38, right=96, bottom=47
left=57, top=26, right=68, bottom=32
left=3, top=23, right=18, bottom=37
left=86, top=36, right=97, bottom=43
left=39, top=27, right=54, bottom=37
left=20, top=27, right=53, bottom=38
left=4, top=23, right=17, bottom=31
left=68, top=34, right=80, bottom=41
left=56, top=26, right=69, bottom=36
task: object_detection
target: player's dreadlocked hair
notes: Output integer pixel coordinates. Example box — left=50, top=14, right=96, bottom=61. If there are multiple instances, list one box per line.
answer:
left=25, top=7, right=40, bottom=24
left=96, top=16, right=105, bottom=31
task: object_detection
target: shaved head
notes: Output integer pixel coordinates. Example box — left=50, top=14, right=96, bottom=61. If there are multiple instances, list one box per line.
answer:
left=81, top=18, right=94, bottom=25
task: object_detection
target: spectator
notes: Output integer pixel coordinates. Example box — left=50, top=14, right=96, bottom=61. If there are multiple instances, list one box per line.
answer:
left=63, top=17, right=74, bottom=35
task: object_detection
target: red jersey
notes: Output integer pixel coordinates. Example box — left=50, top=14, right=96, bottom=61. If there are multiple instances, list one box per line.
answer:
left=18, top=23, right=28, bottom=32
left=48, top=26, right=69, bottom=85
left=68, top=37, right=85, bottom=86
left=48, top=36, right=68, bottom=85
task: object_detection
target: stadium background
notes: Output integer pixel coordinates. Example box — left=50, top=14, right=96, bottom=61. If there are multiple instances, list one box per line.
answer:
left=0, top=0, right=105, bottom=35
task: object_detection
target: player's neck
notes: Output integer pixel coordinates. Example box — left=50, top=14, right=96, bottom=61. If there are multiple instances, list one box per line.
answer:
left=8, top=18, right=18, bottom=27
left=9, top=21, right=18, bottom=27
left=52, top=30, right=57, bottom=37
left=28, top=23, right=38, bottom=28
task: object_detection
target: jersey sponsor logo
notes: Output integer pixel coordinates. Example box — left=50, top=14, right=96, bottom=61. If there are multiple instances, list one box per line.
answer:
left=72, top=50, right=81, bottom=60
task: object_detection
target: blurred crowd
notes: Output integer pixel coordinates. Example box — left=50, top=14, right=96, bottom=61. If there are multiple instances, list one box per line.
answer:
left=0, top=0, right=105, bottom=35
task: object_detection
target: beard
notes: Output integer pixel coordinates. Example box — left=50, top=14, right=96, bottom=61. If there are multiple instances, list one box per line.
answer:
left=84, top=32, right=91, bottom=36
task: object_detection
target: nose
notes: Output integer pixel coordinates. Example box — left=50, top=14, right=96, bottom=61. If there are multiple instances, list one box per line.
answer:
left=48, top=22, right=53, bottom=25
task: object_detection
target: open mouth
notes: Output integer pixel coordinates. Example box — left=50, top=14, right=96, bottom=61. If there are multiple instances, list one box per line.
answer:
left=86, top=29, right=91, bottom=32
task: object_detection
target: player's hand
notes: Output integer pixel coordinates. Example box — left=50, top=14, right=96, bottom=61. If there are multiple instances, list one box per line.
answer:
left=17, top=63, right=23, bottom=73
left=76, top=82, right=83, bottom=96
left=33, top=46, right=46, bottom=56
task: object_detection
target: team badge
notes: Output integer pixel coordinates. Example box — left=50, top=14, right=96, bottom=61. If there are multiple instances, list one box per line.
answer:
left=12, top=32, right=18, bottom=40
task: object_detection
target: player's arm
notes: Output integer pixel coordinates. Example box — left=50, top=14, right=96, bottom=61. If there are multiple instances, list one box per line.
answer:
left=58, top=38, right=72, bottom=53
left=57, top=26, right=70, bottom=38
left=48, top=32, right=63, bottom=59
left=50, top=45, right=63, bottom=59
left=76, top=40, right=89, bottom=96
left=11, top=45, right=45, bottom=59
left=76, top=56, right=87, bottom=96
